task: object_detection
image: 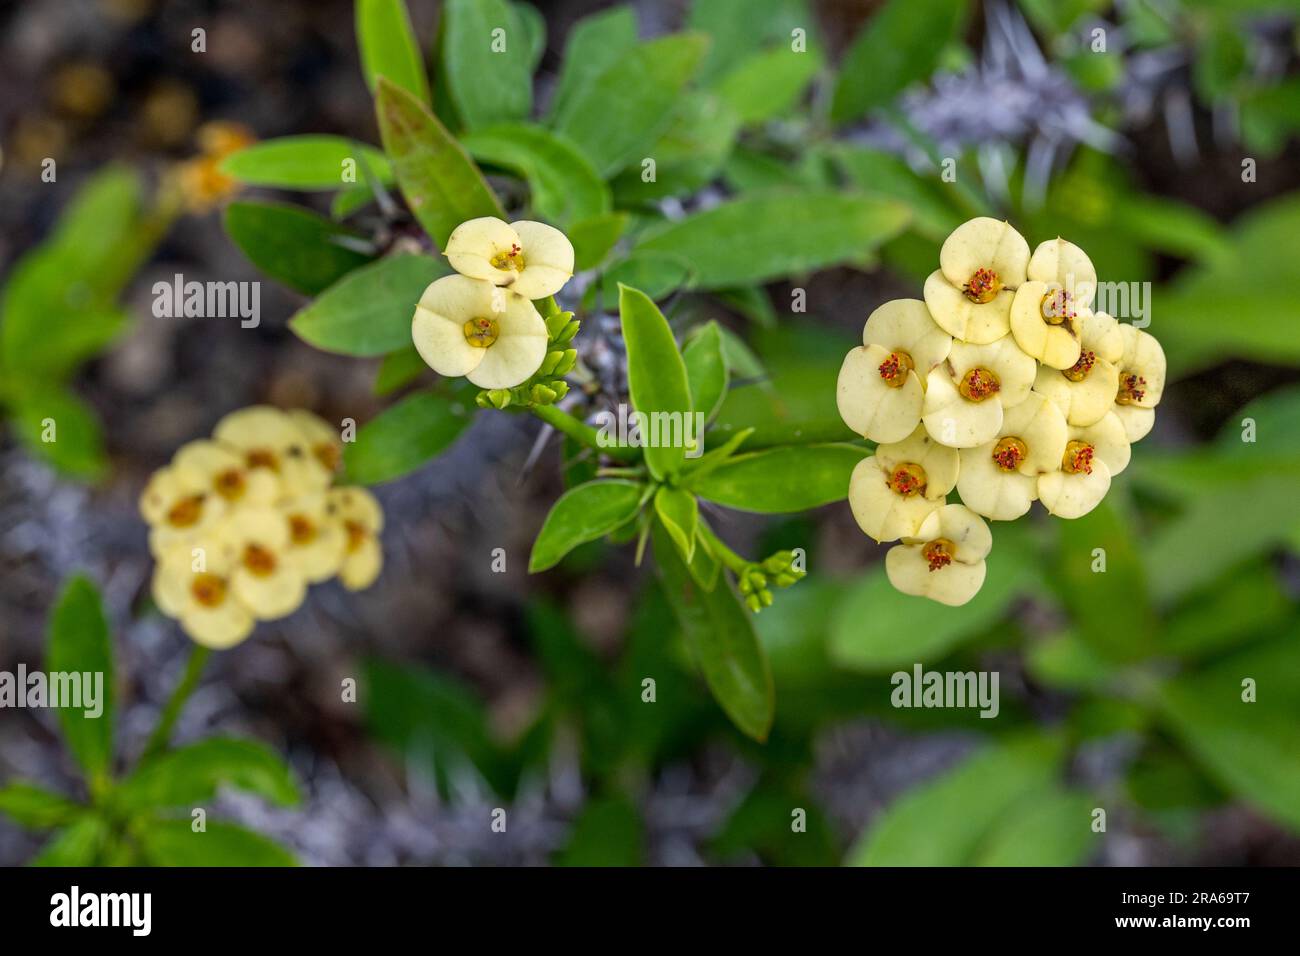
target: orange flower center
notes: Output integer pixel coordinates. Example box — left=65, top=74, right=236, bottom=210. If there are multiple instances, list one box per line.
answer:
left=314, top=442, right=341, bottom=473
left=1062, top=440, right=1095, bottom=475
left=886, top=462, right=928, bottom=498
left=963, top=268, right=1001, bottom=303
left=166, top=494, right=206, bottom=528
left=1062, top=349, right=1096, bottom=382
left=877, top=350, right=915, bottom=388
left=288, top=514, right=317, bottom=545
left=922, top=539, right=954, bottom=572
left=344, top=519, right=368, bottom=553
left=246, top=448, right=279, bottom=471
left=463, top=316, right=499, bottom=348
left=190, top=572, right=228, bottom=608
left=489, top=243, right=524, bottom=271
left=1040, top=288, right=1076, bottom=326
left=992, top=436, right=1027, bottom=472
left=242, top=543, right=278, bottom=577
left=958, top=367, right=1001, bottom=402
left=1116, top=372, right=1146, bottom=405
left=214, top=468, right=247, bottom=501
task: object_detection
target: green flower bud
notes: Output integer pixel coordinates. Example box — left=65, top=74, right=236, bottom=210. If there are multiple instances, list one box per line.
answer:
left=555, top=348, right=578, bottom=376
left=539, top=350, right=564, bottom=376
left=487, top=389, right=512, bottom=410
left=530, top=383, right=558, bottom=405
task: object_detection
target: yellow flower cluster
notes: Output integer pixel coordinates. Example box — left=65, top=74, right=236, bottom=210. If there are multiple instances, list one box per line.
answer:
left=171, top=120, right=255, bottom=214
left=837, top=218, right=1166, bottom=606
left=139, top=407, right=384, bottom=648
left=411, top=217, right=575, bottom=389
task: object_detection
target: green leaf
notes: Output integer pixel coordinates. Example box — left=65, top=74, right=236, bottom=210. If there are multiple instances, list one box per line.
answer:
left=1158, top=638, right=1300, bottom=832
left=356, top=0, right=430, bottom=104
left=442, top=0, right=533, bottom=129
left=224, top=200, right=372, bottom=295
left=632, top=191, right=909, bottom=289
left=511, top=1, right=546, bottom=70
left=289, top=253, right=444, bottom=357
left=546, top=5, right=639, bottom=122
left=829, top=529, right=1037, bottom=671
left=682, top=321, right=729, bottom=423
left=10, top=388, right=107, bottom=481
left=529, top=479, right=645, bottom=572
left=117, top=738, right=300, bottom=810
left=373, top=345, right=426, bottom=396
left=461, top=123, right=609, bottom=226
left=33, top=816, right=107, bottom=867
left=568, top=212, right=628, bottom=271
left=653, top=520, right=773, bottom=741
left=687, top=0, right=809, bottom=82
left=847, top=736, right=1062, bottom=865
left=45, top=575, right=114, bottom=785
left=834, top=144, right=964, bottom=241
left=343, top=390, right=472, bottom=484
left=1054, top=497, right=1157, bottom=662
left=364, top=658, right=517, bottom=797
left=552, top=33, right=709, bottom=176
left=972, top=787, right=1097, bottom=867
left=688, top=443, right=863, bottom=513
left=556, top=795, right=644, bottom=866
left=618, top=285, right=695, bottom=480
left=715, top=43, right=824, bottom=125
left=831, top=0, right=967, bottom=124
left=138, top=819, right=297, bottom=866
left=0, top=782, right=84, bottom=830
left=609, top=92, right=740, bottom=204
left=221, top=135, right=393, bottom=190
left=654, top=486, right=699, bottom=563
left=375, top=77, right=505, bottom=249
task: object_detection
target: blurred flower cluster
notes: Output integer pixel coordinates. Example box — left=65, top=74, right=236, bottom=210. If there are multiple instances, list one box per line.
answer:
left=139, top=406, right=382, bottom=648
left=837, top=217, right=1166, bottom=605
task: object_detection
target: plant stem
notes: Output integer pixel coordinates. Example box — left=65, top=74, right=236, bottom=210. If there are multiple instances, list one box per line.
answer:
left=140, top=645, right=211, bottom=763
left=529, top=404, right=638, bottom=462
left=697, top=521, right=750, bottom=574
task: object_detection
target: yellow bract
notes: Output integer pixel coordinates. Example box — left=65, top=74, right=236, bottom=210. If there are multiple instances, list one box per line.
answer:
left=141, top=406, right=385, bottom=649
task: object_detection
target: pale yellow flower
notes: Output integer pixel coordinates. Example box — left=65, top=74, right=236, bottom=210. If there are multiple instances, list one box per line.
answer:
left=444, top=216, right=575, bottom=300
left=140, top=463, right=227, bottom=556
left=328, top=487, right=384, bottom=591
left=848, top=425, right=959, bottom=542
left=1009, top=284, right=1083, bottom=370
left=1037, top=410, right=1131, bottom=519
left=1032, top=310, right=1124, bottom=426
left=213, top=405, right=332, bottom=494
left=885, top=504, right=991, bottom=607
left=836, top=298, right=952, bottom=444
left=174, top=439, right=281, bottom=509
left=1111, top=324, right=1167, bottom=442
left=219, top=507, right=308, bottom=620
left=411, top=274, right=548, bottom=389
left=280, top=494, right=346, bottom=584
left=923, top=218, right=1030, bottom=344
left=288, top=410, right=344, bottom=479
left=956, top=392, right=1068, bottom=521
left=152, top=535, right=255, bottom=649
left=922, top=337, right=1036, bottom=448
left=1027, top=237, right=1097, bottom=308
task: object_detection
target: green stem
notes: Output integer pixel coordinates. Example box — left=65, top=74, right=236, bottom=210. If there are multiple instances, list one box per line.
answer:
left=529, top=404, right=639, bottom=462
left=697, top=521, right=749, bottom=574
left=140, top=645, right=211, bottom=763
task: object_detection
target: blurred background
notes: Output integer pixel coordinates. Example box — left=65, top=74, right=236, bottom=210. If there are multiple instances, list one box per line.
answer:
left=1, top=0, right=1298, bottom=866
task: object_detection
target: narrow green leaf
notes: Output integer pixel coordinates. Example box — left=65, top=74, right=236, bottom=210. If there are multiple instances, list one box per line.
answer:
left=688, top=444, right=864, bottom=513
left=45, top=576, right=114, bottom=784
left=847, top=736, right=1063, bottom=866
left=715, top=43, right=824, bottom=125
left=356, top=0, right=430, bottom=104
left=552, top=33, right=709, bottom=175
left=224, top=200, right=372, bottom=295
left=222, top=135, right=392, bottom=190
left=461, top=122, right=610, bottom=226
left=33, top=816, right=106, bottom=867
left=511, top=1, right=546, bottom=71
left=831, top=0, right=967, bottom=124
left=529, top=479, right=645, bottom=572
left=10, top=388, right=107, bottom=481
left=117, top=738, right=300, bottom=810
left=683, top=321, right=729, bottom=423
left=973, top=788, right=1098, bottom=866
left=609, top=92, right=740, bottom=204
left=653, top=520, right=773, bottom=741
left=687, top=0, right=808, bottom=82
left=138, top=819, right=297, bottom=866
left=442, top=0, right=533, bottom=129
left=373, top=345, right=426, bottom=396
left=618, top=285, right=695, bottom=480
left=654, top=486, right=698, bottom=563
left=546, top=5, right=639, bottom=121
left=289, top=253, right=445, bottom=357
left=375, top=77, right=505, bottom=248
left=568, top=211, right=628, bottom=271
left=633, top=191, right=910, bottom=289
left=0, top=782, right=84, bottom=830
left=343, top=390, right=471, bottom=484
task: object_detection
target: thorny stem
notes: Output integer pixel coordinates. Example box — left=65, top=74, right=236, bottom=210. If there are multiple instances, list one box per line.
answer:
left=140, top=645, right=211, bottom=764
left=528, top=404, right=638, bottom=463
